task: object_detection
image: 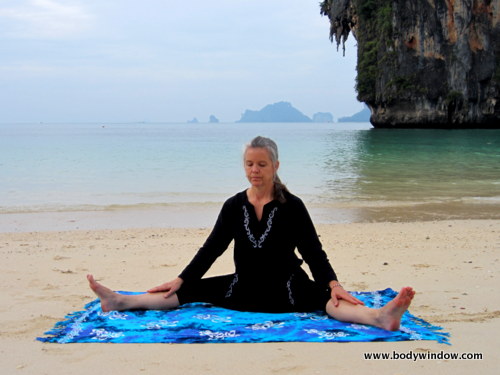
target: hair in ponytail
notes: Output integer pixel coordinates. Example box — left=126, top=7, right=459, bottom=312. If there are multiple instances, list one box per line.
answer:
left=245, top=136, right=289, bottom=203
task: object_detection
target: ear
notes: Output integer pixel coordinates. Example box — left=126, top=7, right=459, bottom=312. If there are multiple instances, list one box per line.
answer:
left=275, top=160, right=280, bottom=171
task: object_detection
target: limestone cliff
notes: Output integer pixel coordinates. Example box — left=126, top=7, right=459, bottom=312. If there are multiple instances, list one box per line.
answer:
left=320, top=0, right=500, bottom=128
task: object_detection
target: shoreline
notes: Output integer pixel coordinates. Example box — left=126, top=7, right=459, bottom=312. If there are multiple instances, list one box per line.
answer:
left=1, top=219, right=498, bottom=374
left=1, top=199, right=499, bottom=233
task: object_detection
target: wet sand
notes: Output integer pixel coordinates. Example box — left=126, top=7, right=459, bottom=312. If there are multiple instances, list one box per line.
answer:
left=1, top=198, right=498, bottom=233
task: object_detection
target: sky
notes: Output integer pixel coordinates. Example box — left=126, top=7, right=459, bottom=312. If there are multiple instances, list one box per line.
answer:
left=0, top=0, right=361, bottom=123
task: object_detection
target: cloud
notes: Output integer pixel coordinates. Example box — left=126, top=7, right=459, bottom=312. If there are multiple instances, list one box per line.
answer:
left=0, top=1, right=361, bottom=122
left=0, top=0, right=93, bottom=39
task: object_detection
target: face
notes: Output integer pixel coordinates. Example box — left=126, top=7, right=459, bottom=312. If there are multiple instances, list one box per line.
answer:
left=244, top=147, right=279, bottom=189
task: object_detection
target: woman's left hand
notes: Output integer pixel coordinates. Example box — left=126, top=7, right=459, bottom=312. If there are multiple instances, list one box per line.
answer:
left=330, top=283, right=364, bottom=307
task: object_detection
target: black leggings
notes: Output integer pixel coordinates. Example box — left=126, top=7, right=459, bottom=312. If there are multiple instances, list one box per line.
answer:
left=176, top=270, right=331, bottom=313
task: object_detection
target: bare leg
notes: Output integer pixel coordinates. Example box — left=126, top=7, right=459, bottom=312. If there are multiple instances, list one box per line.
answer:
left=326, top=287, right=415, bottom=331
left=87, top=274, right=180, bottom=312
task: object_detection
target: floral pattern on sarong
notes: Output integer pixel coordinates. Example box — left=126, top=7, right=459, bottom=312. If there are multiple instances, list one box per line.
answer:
left=37, top=289, right=450, bottom=344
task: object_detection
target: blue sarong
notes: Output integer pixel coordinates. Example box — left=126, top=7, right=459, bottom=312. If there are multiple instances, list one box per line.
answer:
left=37, top=288, right=449, bottom=344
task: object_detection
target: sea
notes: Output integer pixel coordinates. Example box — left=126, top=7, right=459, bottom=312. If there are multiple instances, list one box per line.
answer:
left=1, top=122, right=499, bottom=231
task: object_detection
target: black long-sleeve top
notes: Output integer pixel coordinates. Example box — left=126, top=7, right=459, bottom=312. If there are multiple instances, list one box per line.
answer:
left=178, top=190, right=338, bottom=288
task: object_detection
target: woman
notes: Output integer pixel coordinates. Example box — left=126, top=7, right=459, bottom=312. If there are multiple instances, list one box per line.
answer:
left=88, top=136, right=414, bottom=331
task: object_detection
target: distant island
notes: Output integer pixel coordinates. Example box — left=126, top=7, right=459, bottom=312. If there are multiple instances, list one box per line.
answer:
left=237, top=102, right=312, bottom=123
left=312, top=112, right=334, bottom=122
left=338, top=106, right=371, bottom=122
left=209, top=115, right=219, bottom=123
left=187, top=102, right=369, bottom=124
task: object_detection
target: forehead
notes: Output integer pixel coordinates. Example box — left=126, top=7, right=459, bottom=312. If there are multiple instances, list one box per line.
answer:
left=244, top=147, right=272, bottom=160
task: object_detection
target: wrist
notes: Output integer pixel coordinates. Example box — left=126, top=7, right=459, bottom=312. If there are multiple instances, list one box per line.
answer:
left=329, top=280, right=343, bottom=289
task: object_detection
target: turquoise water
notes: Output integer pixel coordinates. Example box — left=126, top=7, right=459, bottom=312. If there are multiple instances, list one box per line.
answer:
left=1, top=122, right=499, bottom=222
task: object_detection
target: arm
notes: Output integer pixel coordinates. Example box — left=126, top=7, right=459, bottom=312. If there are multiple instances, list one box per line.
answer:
left=294, top=198, right=337, bottom=286
left=294, top=198, right=363, bottom=306
left=147, top=199, right=235, bottom=298
left=177, top=199, right=235, bottom=283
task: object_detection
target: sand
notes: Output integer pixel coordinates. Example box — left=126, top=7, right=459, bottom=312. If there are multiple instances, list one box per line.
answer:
left=1, top=219, right=499, bottom=374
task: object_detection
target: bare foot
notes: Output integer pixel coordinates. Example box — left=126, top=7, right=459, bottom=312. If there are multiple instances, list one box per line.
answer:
left=375, top=287, right=415, bottom=331
left=87, top=274, right=123, bottom=312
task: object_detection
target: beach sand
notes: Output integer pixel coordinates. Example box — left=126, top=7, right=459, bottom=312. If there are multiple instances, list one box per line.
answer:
left=1, top=220, right=498, bottom=374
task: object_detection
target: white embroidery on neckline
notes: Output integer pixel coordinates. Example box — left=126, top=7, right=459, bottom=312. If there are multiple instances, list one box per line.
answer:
left=242, top=205, right=278, bottom=248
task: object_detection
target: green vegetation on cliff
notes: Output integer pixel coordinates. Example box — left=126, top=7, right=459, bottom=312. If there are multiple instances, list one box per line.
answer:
left=355, top=0, right=392, bottom=101
left=320, top=0, right=395, bottom=101
left=320, top=0, right=500, bottom=128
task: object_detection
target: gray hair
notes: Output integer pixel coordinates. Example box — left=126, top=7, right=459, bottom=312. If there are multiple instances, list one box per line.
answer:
left=244, top=136, right=289, bottom=203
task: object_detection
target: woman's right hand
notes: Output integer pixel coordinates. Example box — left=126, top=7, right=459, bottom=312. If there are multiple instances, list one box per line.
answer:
left=147, top=277, right=184, bottom=299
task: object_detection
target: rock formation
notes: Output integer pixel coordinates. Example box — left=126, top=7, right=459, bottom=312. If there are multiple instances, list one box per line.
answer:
left=237, top=102, right=312, bottom=122
left=338, top=105, right=370, bottom=122
left=209, top=115, right=220, bottom=123
left=320, top=0, right=500, bottom=128
left=312, top=112, right=334, bottom=122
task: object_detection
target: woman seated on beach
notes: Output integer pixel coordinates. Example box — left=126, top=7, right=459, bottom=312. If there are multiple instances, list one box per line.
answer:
left=88, top=136, right=414, bottom=331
